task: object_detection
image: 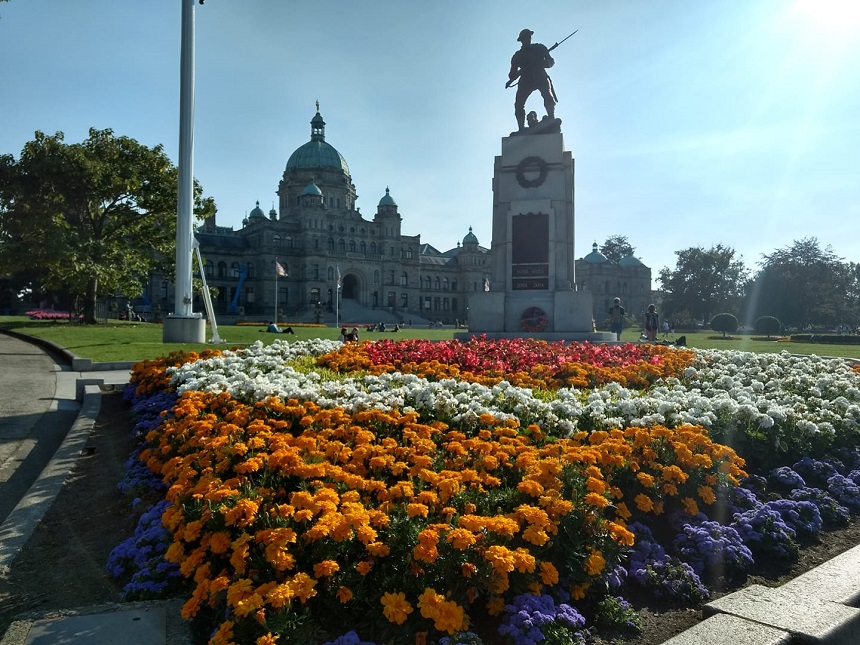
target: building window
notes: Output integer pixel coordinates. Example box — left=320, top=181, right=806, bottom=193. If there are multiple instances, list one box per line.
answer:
left=400, top=272, right=408, bottom=286
left=423, top=296, right=431, bottom=310
left=360, top=241, right=366, bottom=253
left=204, top=261, right=213, bottom=276
left=443, top=278, right=449, bottom=290
left=338, top=239, right=346, bottom=252
left=389, top=270, right=395, bottom=285
left=310, top=287, right=320, bottom=304
left=349, top=240, right=356, bottom=252
left=246, top=287, right=255, bottom=303
left=273, top=234, right=281, bottom=246
left=285, top=236, right=293, bottom=248
left=314, top=265, right=320, bottom=280
left=247, top=262, right=254, bottom=278
left=400, top=293, right=408, bottom=308
left=328, top=238, right=335, bottom=251
left=424, top=276, right=431, bottom=290
left=452, top=298, right=458, bottom=311
left=374, top=270, right=380, bottom=285
left=434, top=297, right=440, bottom=311
left=451, top=280, right=457, bottom=291
left=370, top=242, right=377, bottom=255
left=406, top=248, right=413, bottom=259
left=231, top=263, right=241, bottom=278
left=434, top=277, right=441, bottom=291
left=217, top=261, right=227, bottom=278
left=387, top=291, right=395, bottom=308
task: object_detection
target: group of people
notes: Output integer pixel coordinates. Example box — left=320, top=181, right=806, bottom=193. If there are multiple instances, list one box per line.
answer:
left=608, top=297, right=670, bottom=343
left=338, top=327, right=361, bottom=342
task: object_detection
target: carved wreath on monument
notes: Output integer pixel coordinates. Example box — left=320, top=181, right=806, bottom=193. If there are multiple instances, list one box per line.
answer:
left=515, top=156, right=548, bottom=188
left=520, top=306, right=549, bottom=332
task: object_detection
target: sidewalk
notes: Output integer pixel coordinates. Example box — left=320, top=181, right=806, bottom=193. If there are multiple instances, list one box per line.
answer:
left=0, top=331, right=192, bottom=644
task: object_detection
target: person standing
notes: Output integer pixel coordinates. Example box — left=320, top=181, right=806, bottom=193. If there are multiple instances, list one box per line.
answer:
left=506, top=29, right=556, bottom=131
left=608, top=297, right=625, bottom=341
left=643, top=304, right=660, bottom=343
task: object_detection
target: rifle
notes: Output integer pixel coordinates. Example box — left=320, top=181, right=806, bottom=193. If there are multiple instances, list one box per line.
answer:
left=506, top=30, right=577, bottom=88
left=549, top=29, right=577, bottom=52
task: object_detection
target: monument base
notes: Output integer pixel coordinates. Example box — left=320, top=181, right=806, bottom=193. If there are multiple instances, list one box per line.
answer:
left=455, top=330, right=617, bottom=343
left=162, top=315, right=206, bottom=344
left=466, top=290, right=606, bottom=336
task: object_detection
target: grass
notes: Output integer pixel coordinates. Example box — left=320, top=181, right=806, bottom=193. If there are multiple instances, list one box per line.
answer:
left=2, top=316, right=859, bottom=362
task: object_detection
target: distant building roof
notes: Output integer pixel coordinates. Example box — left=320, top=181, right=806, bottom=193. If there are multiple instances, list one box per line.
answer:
left=583, top=241, right=609, bottom=263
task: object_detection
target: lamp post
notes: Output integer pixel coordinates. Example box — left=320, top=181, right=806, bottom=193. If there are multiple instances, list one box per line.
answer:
left=163, top=0, right=206, bottom=343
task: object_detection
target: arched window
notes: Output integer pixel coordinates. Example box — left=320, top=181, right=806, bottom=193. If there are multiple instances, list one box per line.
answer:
left=217, top=261, right=227, bottom=278
left=424, top=276, right=431, bottom=290
left=338, top=239, right=346, bottom=252
left=400, top=293, right=408, bottom=308
left=204, top=261, right=213, bottom=276
left=327, top=238, right=335, bottom=251
left=272, top=234, right=281, bottom=246
left=370, top=242, right=377, bottom=255
left=405, top=248, right=413, bottom=259
left=360, top=241, right=366, bottom=253
left=443, top=278, right=449, bottom=290
left=246, top=262, right=254, bottom=278
left=285, top=236, right=293, bottom=248
left=231, top=263, right=241, bottom=278
left=349, top=240, right=356, bottom=252
left=434, top=277, right=441, bottom=290
left=400, top=272, right=408, bottom=286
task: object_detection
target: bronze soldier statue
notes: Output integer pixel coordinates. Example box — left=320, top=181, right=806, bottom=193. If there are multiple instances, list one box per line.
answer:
left=506, top=29, right=557, bottom=131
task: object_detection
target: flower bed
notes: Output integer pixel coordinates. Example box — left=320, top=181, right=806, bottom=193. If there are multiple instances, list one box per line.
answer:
left=108, top=339, right=860, bottom=645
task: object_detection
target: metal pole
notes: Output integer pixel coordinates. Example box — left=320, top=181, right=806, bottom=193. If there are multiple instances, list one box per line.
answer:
left=175, top=0, right=195, bottom=317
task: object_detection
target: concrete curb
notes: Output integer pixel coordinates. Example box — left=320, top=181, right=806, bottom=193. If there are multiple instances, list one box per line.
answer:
left=0, top=384, right=103, bottom=574
left=662, top=543, right=860, bottom=644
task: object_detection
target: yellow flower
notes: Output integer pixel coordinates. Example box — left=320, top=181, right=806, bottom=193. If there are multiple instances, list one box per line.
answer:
left=539, top=561, right=559, bottom=585
left=381, top=591, right=414, bottom=624
left=634, top=494, right=654, bottom=512
left=698, top=485, right=717, bottom=505
left=313, top=560, right=340, bottom=578
left=446, top=528, right=478, bottom=551
left=336, top=586, right=353, bottom=603
left=682, top=497, right=700, bottom=515
left=585, top=492, right=610, bottom=508
left=585, top=551, right=606, bottom=576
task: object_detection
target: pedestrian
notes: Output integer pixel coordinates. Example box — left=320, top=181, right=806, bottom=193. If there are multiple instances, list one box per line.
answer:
left=643, top=304, right=660, bottom=343
left=338, top=327, right=348, bottom=342
left=608, top=297, right=625, bottom=341
left=348, top=327, right=360, bottom=341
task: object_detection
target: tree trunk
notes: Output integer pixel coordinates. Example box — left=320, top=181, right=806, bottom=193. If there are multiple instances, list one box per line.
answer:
left=84, top=276, right=99, bottom=324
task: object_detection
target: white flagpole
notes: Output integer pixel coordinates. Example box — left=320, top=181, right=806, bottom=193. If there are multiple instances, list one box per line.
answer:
left=274, top=259, right=278, bottom=323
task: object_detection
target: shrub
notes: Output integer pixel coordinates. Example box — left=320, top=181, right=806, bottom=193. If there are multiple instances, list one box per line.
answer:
left=710, top=313, right=738, bottom=338
left=755, top=316, right=782, bottom=338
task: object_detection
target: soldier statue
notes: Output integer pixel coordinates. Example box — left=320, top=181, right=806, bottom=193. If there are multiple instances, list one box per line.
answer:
left=506, top=29, right=557, bottom=132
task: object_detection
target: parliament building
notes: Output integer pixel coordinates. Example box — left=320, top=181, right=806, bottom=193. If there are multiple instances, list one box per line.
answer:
left=154, top=108, right=650, bottom=327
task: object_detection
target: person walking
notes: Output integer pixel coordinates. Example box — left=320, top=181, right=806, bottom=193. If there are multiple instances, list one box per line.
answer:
left=608, top=297, right=625, bottom=341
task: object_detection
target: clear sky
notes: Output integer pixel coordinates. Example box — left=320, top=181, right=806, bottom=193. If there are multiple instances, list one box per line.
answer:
left=2, top=0, right=859, bottom=288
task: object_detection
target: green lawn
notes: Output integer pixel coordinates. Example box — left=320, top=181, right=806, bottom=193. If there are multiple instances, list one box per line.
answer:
left=2, top=316, right=858, bottom=362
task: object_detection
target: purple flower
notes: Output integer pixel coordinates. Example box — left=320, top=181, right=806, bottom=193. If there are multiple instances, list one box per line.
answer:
left=672, top=519, right=753, bottom=580
left=499, top=594, right=586, bottom=645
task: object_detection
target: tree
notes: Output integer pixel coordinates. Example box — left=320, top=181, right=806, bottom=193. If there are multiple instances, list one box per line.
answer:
left=746, top=238, right=852, bottom=329
left=0, top=128, right=215, bottom=323
left=710, top=312, right=738, bottom=338
left=657, top=245, right=748, bottom=326
left=599, top=235, right=635, bottom=264
left=755, top=316, right=782, bottom=338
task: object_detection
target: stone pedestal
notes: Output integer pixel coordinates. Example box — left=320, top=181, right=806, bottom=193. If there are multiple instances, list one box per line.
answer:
left=462, top=128, right=614, bottom=343
left=162, top=315, right=206, bottom=344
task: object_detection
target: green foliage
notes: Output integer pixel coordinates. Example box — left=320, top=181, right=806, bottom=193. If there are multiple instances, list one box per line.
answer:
left=599, top=235, right=635, bottom=264
left=747, top=238, right=856, bottom=329
left=657, top=244, right=748, bottom=326
left=755, top=316, right=782, bottom=338
left=0, top=128, right=215, bottom=323
left=710, top=312, right=739, bottom=338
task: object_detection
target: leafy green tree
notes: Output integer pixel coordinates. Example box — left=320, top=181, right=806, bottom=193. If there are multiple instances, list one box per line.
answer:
left=0, top=128, right=215, bottom=323
left=600, top=235, right=635, bottom=264
left=746, top=238, right=852, bottom=329
left=710, top=312, right=739, bottom=338
left=755, top=316, right=782, bottom=338
left=657, top=245, right=749, bottom=326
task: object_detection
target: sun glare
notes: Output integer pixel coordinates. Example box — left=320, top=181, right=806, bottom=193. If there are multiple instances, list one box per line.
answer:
left=791, top=0, right=860, bottom=38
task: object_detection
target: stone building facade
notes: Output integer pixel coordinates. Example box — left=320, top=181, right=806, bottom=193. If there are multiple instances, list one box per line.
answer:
left=575, top=242, right=652, bottom=326
left=181, top=109, right=491, bottom=325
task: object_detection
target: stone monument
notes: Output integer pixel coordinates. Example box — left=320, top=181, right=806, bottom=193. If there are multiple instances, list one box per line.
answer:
left=459, top=29, right=614, bottom=342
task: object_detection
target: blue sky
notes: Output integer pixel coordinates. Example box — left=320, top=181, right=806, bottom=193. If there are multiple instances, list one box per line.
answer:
left=2, top=0, right=859, bottom=288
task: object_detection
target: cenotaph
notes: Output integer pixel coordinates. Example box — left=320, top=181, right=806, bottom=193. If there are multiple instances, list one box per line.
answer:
left=460, top=29, right=614, bottom=342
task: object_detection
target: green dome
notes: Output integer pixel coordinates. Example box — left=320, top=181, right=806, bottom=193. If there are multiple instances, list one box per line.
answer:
left=618, top=254, right=645, bottom=267
left=378, top=187, right=397, bottom=206
left=248, top=200, right=266, bottom=219
left=285, top=110, right=350, bottom=175
left=303, top=180, right=323, bottom=196
left=463, top=226, right=479, bottom=245
left=583, top=241, right=608, bottom=263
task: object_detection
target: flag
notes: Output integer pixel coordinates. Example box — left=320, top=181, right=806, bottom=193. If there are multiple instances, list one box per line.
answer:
left=276, top=261, right=287, bottom=277
left=337, top=265, right=342, bottom=289
left=484, top=278, right=490, bottom=292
